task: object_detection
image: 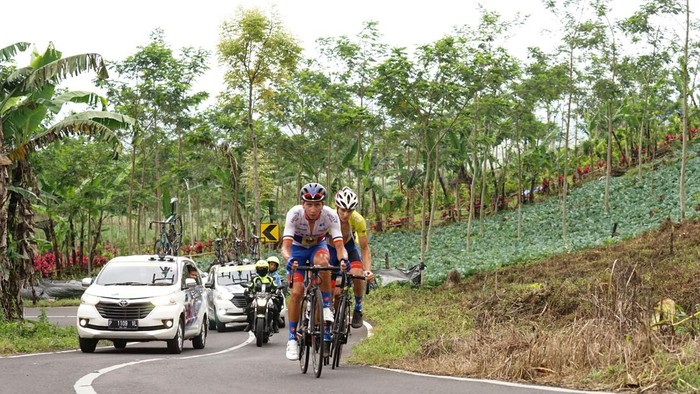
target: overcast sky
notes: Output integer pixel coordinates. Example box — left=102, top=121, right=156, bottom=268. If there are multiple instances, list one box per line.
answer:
left=3, top=0, right=668, bottom=99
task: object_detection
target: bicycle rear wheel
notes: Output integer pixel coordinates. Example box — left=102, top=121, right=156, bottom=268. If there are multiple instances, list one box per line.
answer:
left=331, top=294, right=348, bottom=369
left=167, top=217, right=183, bottom=255
left=298, top=296, right=310, bottom=374
left=154, top=239, right=167, bottom=256
left=310, top=288, right=323, bottom=378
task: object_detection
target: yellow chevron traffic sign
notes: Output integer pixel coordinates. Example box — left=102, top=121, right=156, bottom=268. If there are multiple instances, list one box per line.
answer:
left=260, top=223, right=279, bottom=243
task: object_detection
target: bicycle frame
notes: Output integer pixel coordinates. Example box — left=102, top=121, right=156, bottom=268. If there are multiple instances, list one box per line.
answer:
left=331, top=270, right=365, bottom=369
left=150, top=198, right=182, bottom=257
left=293, top=265, right=337, bottom=378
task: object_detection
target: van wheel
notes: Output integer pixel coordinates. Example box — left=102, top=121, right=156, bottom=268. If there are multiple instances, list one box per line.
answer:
left=79, top=338, right=98, bottom=353
left=215, top=314, right=226, bottom=332
left=167, top=318, right=184, bottom=354
left=113, top=340, right=127, bottom=349
left=193, top=318, right=207, bottom=349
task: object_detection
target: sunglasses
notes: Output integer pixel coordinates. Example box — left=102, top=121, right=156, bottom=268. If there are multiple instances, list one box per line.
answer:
left=303, top=193, right=325, bottom=201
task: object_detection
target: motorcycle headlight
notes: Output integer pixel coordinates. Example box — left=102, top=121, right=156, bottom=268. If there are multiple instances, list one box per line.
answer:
left=216, top=289, right=234, bottom=301
left=80, top=293, right=100, bottom=306
left=256, top=298, right=268, bottom=308
left=152, top=294, right=177, bottom=306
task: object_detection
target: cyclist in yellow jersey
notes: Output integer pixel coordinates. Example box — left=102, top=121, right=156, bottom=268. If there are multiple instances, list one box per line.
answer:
left=329, top=186, right=375, bottom=328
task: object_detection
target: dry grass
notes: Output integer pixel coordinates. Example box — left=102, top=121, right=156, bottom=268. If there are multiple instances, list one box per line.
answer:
left=360, top=218, right=700, bottom=393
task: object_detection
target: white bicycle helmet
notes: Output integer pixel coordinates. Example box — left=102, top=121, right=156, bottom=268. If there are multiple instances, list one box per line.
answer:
left=300, top=182, right=327, bottom=202
left=334, top=186, right=358, bottom=210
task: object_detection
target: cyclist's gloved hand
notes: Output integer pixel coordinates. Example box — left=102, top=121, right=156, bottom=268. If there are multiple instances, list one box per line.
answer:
left=339, top=258, right=349, bottom=271
left=286, top=257, right=298, bottom=272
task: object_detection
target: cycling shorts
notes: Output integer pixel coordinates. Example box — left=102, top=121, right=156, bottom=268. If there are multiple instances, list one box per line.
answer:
left=329, top=239, right=362, bottom=279
left=286, top=241, right=330, bottom=286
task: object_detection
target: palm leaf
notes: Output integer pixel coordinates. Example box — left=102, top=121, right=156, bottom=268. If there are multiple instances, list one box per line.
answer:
left=8, top=115, right=127, bottom=161
left=0, top=42, right=30, bottom=62
left=6, top=185, right=39, bottom=203
left=342, top=139, right=359, bottom=167
left=18, top=54, right=108, bottom=93
left=38, top=91, right=108, bottom=113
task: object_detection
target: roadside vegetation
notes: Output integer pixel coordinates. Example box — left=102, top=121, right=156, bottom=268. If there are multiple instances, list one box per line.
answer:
left=355, top=220, right=700, bottom=392
left=0, top=310, right=77, bottom=354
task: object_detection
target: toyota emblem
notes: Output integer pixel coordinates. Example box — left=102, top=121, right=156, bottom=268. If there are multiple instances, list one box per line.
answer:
left=119, top=299, right=129, bottom=307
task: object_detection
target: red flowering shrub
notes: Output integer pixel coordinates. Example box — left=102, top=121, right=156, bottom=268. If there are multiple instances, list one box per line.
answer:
left=33, top=245, right=118, bottom=278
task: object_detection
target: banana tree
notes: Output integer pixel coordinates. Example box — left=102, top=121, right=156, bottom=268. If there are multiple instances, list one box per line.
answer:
left=0, top=42, right=132, bottom=321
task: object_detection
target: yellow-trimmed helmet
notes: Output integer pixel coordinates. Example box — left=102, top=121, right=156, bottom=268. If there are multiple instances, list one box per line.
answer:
left=255, top=260, right=269, bottom=277
left=266, top=256, right=280, bottom=272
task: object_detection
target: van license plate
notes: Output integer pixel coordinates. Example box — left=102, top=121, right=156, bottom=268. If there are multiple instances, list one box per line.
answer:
left=108, top=319, right=138, bottom=330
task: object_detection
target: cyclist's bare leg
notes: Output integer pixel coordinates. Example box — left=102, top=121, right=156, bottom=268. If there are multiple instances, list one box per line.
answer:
left=349, top=260, right=365, bottom=328
left=287, top=271, right=305, bottom=341
left=350, top=264, right=364, bottom=307
left=313, top=251, right=332, bottom=292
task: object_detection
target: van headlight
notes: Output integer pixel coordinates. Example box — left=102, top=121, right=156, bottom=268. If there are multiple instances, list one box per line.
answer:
left=152, top=294, right=177, bottom=306
left=216, top=289, right=234, bottom=301
left=80, top=294, right=100, bottom=306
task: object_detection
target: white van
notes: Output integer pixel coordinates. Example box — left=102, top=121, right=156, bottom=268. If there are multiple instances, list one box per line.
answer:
left=76, top=255, right=208, bottom=354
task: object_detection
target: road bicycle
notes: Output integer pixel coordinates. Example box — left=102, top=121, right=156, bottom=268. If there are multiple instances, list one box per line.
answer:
left=330, top=269, right=365, bottom=369
left=292, top=265, right=337, bottom=378
left=248, top=222, right=260, bottom=261
left=211, top=225, right=228, bottom=265
left=231, top=223, right=245, bottom=263
left=150, top=197, right=183, bottom=257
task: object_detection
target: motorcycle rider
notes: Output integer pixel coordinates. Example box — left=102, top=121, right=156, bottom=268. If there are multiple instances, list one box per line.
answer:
left=266, top=255, right=283, bottom=287
left=243, top=260, right=281, bottom=333
left=266, top=255, right=286, bottom=328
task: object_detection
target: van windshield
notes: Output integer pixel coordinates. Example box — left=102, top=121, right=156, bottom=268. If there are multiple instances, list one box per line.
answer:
left=96, top=262, right=178, bottom=286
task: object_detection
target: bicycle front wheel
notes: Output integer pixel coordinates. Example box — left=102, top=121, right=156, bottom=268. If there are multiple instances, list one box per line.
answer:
left=311, top=288, right=324, bottom=378
left=298, top=296, right=310, bottom=374
left=331, top=295, right=349, bottom=369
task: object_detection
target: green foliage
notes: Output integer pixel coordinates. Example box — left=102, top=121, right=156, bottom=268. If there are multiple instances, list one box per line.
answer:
left=349, top=283, right=472, bottom=364
left=372, top=149, right=700, bottom=283
left=0, top=309, right=77, bottom=354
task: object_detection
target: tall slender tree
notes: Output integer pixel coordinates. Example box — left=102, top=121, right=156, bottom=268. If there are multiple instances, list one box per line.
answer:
left=218, top=7, right=302, bottom=229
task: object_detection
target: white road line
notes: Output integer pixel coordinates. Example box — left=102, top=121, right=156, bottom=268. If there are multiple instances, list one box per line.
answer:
left=371, top=366, right=612, bottom=394
left=363, top=321, right=606, bottom=394
left=2, top=349, right=79, bottom=358
left=73, top=333, right=254, bottom=394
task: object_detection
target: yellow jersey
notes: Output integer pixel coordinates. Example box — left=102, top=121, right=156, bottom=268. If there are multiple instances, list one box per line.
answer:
left=346, top=210, right=368, bottom=244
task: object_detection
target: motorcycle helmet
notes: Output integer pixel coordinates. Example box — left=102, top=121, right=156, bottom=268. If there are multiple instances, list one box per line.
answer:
left=255, top=260, right=269, bottom=277
left=300, top=182, right=327, bottom=202
left=266, top=256, right=280, bottom=273
left=334, top=186, right=358, bottom=210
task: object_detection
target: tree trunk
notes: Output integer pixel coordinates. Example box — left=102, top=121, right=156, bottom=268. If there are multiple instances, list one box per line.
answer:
left=248, top=84, right=262, bottom=230
left=679, top=0, right=689, bottom=220
left=88, top=211, right=105, bottom=274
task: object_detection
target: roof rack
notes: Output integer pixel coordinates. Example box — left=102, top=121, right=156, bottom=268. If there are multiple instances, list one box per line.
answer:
left=149, top=255, right=176, bottom=262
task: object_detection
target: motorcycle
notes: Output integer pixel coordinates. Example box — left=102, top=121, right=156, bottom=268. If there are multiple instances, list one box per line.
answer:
left=250, top=283, right=277, bottom=347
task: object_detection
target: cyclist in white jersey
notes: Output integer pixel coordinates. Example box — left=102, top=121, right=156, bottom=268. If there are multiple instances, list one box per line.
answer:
left=281, top=182, right=348, bottom=361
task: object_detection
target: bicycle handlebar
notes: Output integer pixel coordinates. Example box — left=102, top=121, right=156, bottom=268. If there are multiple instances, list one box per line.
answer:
left=294, top=266, right=338, bottom=272
left=290, top=265, right=339, bottom=289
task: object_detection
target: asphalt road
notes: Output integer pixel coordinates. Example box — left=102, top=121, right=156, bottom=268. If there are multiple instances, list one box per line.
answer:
left=9, top=307, right=607, bottom=394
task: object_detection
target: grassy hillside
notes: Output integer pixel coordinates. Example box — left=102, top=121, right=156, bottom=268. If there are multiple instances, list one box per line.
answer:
left=371, top=147, right=700, bottom=283
left=355, top=146, right=700, bottom=392
left=355, top=218, right=700, bottom=392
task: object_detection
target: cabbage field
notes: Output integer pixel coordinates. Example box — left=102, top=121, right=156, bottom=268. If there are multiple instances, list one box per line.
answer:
left=371, top=150, right=700, bottom=283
